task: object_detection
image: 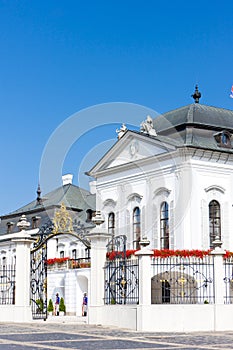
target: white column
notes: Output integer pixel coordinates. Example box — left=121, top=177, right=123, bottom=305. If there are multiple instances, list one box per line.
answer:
left=211, top=237, right=225, bottom=304
left=87, top=211, right=111, bottom=324
left=135, top=237, right=153, bottom=331
left=88, top=231, right=111, bottom=306
left=135, top=237, right=153, bottom=305
left=11, top=230, right=36, bottom=321
left=64, top=271, right=76, bottom=315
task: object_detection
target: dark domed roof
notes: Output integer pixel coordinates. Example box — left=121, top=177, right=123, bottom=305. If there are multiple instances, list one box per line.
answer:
left=153, top=104, right=233, bottom=133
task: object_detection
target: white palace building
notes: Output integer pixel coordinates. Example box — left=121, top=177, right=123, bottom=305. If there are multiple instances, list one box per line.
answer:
left=89, top=86, right=233, bottom=253
left=1, top=86, right=233, bottom=331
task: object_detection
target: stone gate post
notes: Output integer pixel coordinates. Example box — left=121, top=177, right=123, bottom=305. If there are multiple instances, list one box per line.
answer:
left=135, top=237, right=153, bottom=331
left=135, top=237, right=153, bottom=305
left=12, top=215, right=37, bottom=322
left=210, top=236, right=225, bottom=304
left=210, top=236, right=227, bottom=331
left=87, top=211, right=111, bottom=324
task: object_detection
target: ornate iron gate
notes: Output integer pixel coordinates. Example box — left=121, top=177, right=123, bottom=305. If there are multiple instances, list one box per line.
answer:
left=30, top=222, right=52, bottom=320
left=30, top=204, right=92, bottom=320
left=104, top=235, right=139, bottom=304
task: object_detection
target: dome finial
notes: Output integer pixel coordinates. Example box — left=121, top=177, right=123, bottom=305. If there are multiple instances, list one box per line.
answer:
left=36, top=184, right=42, bottom=205
left=191, top=84, right=201, bottom=103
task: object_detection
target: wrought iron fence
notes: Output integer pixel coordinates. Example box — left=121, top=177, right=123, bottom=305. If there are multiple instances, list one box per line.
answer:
left=104, top=257, right=139, bottom=304
left=0, top=264, right=16, bottom=304
left=151, top=255, right=214, bottom=304
left=31, top=242, right=47, bottom=320
left=104, top=235, right=139, bottom=304
left=224, top=257, right=233, bottom=303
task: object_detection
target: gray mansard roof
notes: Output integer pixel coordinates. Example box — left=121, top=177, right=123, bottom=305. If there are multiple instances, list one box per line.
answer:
left=154, top=104, right=233, bottom=132
left=0, top=184, right=96, bottom=235
left=153, top=103, right=233, bottom=152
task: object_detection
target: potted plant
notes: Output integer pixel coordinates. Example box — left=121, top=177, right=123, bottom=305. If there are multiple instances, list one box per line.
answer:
left=59, top=297, right=66, bottom=316
left=47, top=298, right=54, bottom=316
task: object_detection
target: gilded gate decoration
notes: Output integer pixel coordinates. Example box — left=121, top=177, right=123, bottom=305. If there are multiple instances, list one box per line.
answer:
left=30, top=203, right=90, bottom=320
left=53, top=203, right=73, bottom=234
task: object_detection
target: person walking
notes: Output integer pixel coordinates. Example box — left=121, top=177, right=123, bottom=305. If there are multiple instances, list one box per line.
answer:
left=55, top=293, right=60, bottom=316
left=82, top=293, right=88, bottom=316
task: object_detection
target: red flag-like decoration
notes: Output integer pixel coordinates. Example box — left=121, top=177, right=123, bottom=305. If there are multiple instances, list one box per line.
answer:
left=230, top=86, right=233, bottom=98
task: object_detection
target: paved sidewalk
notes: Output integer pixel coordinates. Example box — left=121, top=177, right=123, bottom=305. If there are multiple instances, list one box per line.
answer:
left=46, top=315, right=88, bottom=324
left=1, top=321, right=233, bottom=349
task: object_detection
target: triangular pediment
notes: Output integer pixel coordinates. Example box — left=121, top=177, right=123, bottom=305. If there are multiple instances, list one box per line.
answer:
left=88, top=131, right=177, bottom=175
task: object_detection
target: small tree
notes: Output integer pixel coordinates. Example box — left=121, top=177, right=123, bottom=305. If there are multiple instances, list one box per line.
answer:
left=59, top=297, right=66, bottom=313
left=47, top=299, right=54, bottom=313
left=36, top=298, right=43, bottom=312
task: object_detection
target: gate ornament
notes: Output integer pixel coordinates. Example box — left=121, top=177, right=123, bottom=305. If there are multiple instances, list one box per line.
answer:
left=53, top=203, right=73, bottom=233
left=17, top=214, right=30, bottom=231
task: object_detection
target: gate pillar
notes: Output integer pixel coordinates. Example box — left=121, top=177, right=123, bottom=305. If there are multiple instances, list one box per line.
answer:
left=87, top=211, right=111, bottom=323
left=135, top=237, right=153, bottom=332
left=211, top=235, right=225, bottom=304
left=11, top=215, right=37, bottom=322
left=135, top=237, right=153, bottom=305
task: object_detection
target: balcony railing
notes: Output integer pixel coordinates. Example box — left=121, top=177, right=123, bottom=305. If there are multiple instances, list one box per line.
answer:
left=47, top=257, right=91, bottom=270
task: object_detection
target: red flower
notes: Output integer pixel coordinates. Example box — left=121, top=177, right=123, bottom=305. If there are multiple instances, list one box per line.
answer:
left=152, top=249, right=211, bottom=259
left=224, top=251, right=233, bottom=259
left=46, top=257, right=69, bottom=265
left=106, top=249, right=213, bottom=260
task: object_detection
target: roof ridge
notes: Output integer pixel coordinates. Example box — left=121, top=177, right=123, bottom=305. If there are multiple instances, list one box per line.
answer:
left=187, top=104, right=194, bottom=123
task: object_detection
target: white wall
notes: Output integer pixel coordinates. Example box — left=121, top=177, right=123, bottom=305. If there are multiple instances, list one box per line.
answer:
left=88, top=304, right=233, bottom=332
left=96, top=146, right=233, bottom=252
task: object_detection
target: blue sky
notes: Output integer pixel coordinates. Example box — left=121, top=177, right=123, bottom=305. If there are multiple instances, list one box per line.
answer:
left=0, top=0, right=233, bottom=214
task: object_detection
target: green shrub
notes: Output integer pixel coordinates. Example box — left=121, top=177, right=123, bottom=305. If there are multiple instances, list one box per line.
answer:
left=59, top=297, right=66, bottom=313
left=36, top=298, right=43, bottom=312
left=47, top=299, right=54, bottom=312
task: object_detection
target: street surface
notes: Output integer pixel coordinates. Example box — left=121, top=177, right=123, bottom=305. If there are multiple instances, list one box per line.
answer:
left=0, top=317, right=232, bottom=349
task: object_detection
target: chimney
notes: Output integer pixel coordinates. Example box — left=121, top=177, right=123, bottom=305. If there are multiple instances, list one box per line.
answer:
left=89, top=180, right=96, bottom=194
left=62, top=174, right=73, bottom=186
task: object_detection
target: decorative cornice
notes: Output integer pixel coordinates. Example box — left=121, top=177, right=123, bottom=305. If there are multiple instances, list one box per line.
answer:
left=127, top=193, right=143, bottom=202
left=103, top=199, right=117, bottom=208
left=204, top=185, right=225, bottom=194
left=153, top=187, right=171, bottom=198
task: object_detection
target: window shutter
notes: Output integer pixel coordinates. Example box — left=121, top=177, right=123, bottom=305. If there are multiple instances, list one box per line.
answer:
left=115, top=211, right=119, bottom=236
left=141, top=206, right=145, bottom=239
left=170, top=200, right=174, bottom=249
left=126, top=209, right=131, bottom=249
left=153, top=204, right=159, bottom=248
left=201, top=199, right=208, bottom=249
left=223, top=201, right=229, bottom=248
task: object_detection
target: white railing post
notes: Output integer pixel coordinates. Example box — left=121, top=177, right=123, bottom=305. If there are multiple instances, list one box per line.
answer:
left=135, top=237, right=153, bottom=305
left=211, top=236, right=225, bottom=304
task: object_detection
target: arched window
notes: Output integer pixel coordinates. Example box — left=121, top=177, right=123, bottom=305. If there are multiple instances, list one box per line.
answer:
left=209, top=200, right=221, bottom=248
left=133, top=207, right=141, bottom=249
left=160, top=202, right=169, bottom=249
left=108, top=212, right=115, bottom=236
